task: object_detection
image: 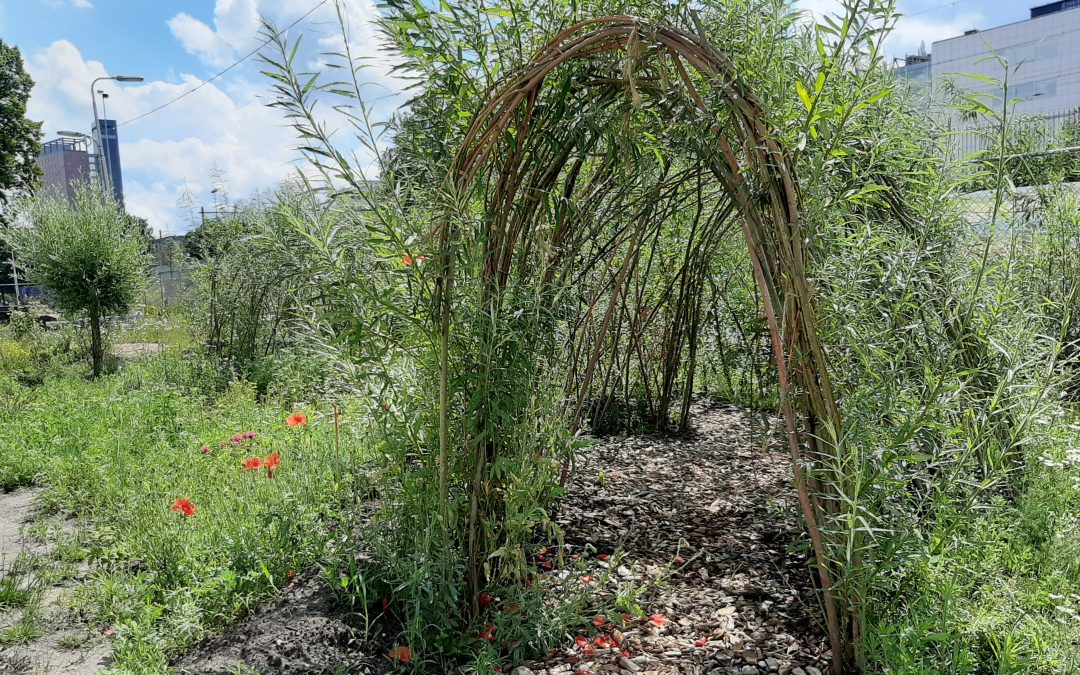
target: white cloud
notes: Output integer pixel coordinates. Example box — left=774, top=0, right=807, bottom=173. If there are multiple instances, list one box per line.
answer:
left=793, top=0, right=985, bottom=61
left=25, top=40, right=299, bottom=235
left=168, top=0, right=260, bottom=68
left=25, top=0, right=409, bottom=235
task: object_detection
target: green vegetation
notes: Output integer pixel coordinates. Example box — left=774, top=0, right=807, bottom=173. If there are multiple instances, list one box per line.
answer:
left=3, top=186, right=150, bottom=377
left=3, top=0, right=1080, bottom=673
left=0, top=37, right=42, bottom=228
left=0, top=352, right=370, bottom=670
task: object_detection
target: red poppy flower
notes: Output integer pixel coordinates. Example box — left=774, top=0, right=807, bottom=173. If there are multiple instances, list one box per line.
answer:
left=694, top=637, right=709, bottom=648
left=264, top=452, right=281, bottom=478
left=478, top=593, right=494, bottom=609
left=200, top=445, right=210, bottom=454
left=381, top=597, right=390, bottom=611
left=243, top=456, right=262, bottom=470
left=593, top=636, right=611, bottom=648
left=575, top=635, right=589, bottom=648
left=620, top=650, right=631, bottom=658
left=171, top=498, right=196, bottom=517
left=479, top=624, right=495, bottom=642
left=582, top=646, right=595, bottom=655
left=648, top=614, right=667, bottom=627
left=287, top=570, right=295, bottom=579
left=540, top=560, right=553, bottom=570
left=401, top=254, right=414, bottom=266
left=597, top=553, right=609, bottom=561
left=388, top=646, right=412, bottom=662
left=286, top=412, right=307, bottom=427
left=592, top=615, right=606, bottom=628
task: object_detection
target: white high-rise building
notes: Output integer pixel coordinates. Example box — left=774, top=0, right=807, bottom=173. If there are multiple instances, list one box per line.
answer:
left=896, top=1, right=1080, bottom=153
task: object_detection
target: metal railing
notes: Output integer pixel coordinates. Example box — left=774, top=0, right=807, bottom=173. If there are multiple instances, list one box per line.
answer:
left=950, top=107, right=1080, bottom=156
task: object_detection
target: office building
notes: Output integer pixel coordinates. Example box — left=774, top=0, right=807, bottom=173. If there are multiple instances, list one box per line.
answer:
left=92, top=118, right=125, bottom=204
left=895, top=1, right=1080, bottom=152
left=36, top=137, right=91, bottom=203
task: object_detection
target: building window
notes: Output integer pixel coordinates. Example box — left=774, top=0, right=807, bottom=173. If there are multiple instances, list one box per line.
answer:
left=1010, top=78, right=1057, bottom=101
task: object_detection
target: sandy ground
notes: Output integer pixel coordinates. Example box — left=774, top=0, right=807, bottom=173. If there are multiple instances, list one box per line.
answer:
left=112, top=343, right=164, bottom=360
left=0, top=489, right=110, bottom=675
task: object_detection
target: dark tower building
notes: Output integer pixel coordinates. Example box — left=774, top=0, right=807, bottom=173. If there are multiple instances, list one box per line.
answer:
left=92, top=118, right=124, bottom=204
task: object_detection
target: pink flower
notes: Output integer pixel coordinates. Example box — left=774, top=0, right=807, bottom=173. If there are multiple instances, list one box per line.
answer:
left=199, top=445, right=210, bottom=454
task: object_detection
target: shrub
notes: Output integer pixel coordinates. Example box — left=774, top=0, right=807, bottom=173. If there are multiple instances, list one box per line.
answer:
left=4, top=185, right=150, bottom=377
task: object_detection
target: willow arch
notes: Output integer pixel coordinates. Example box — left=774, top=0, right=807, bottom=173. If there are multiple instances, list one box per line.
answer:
left=434, top=16, right=853, bottom=673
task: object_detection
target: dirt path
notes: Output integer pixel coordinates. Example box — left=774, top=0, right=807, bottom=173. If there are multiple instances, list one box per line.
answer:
left=0, top=489, right=109, bottom=675
left=525, top=401, right=830, bottom=675
left=112, top=343, right=164, bottom=361
left=0, top=491, right=45, bottom=577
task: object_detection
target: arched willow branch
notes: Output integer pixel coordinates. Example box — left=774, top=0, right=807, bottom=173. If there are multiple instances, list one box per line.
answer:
left=434, top=16, right=853, bottom=672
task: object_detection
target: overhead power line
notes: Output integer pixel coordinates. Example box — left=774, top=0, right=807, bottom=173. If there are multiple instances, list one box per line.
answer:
left=120, top=0, right=328, bottom=127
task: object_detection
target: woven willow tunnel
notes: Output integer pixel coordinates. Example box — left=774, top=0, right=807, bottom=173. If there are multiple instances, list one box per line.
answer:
left=434, top=16, right=854, bottom=673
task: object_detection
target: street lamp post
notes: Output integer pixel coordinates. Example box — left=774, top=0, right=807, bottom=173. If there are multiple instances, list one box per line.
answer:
left=90, top=75, right=143, bottom=199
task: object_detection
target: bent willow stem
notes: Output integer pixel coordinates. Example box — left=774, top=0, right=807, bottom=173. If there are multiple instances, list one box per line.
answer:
left=435, top=16, right=853, bottom=673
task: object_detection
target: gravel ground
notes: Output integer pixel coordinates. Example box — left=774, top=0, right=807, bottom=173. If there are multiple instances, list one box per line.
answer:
left=521, top=401, right=831, bottom=675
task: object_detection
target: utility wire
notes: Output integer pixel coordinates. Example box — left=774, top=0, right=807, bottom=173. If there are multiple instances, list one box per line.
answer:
left=120, top=0, right=328, bottom=127
left=902, top=0, right=973, bottom=19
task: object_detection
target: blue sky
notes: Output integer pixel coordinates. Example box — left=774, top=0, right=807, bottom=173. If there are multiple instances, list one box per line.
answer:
left=0, top=0, right=1034, bottom=233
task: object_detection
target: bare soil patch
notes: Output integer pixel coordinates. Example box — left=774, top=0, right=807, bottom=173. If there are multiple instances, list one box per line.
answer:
left=111, top=343, right=164, bottom=361
left=173, top=572, right=390, bottom=675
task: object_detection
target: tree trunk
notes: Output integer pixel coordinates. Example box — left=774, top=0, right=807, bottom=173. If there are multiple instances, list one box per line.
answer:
left=90, top=310, right=103, bottom=378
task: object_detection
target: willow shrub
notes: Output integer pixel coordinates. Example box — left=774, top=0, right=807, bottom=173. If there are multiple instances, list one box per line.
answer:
left=245, top=0, right=1080, bottom=670
left=4, top=184, right=149, bottom=377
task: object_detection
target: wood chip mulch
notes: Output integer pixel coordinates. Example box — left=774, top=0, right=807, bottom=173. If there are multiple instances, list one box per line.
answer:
left=523, top=401, right=832, bottom=675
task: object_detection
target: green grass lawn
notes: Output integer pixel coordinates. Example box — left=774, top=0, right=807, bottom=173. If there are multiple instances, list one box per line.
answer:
left=0, top=351, right=373, bottom=672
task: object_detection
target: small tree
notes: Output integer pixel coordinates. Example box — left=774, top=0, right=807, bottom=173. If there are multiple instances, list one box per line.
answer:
left=5, top=184, right=149, bottom=376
